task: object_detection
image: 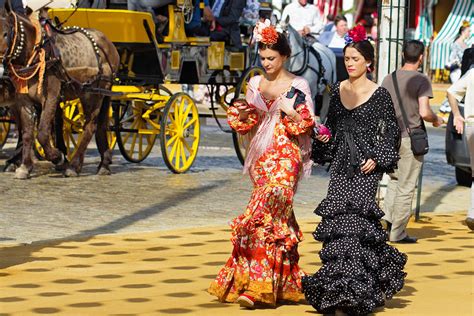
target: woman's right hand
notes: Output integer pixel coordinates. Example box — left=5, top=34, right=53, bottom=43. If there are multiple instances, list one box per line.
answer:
left=234, top=99, right=254, bottom=120
left=315, top=134, right=330, bottom=143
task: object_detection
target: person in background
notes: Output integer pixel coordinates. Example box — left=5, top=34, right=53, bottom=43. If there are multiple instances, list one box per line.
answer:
left=381, top=40, right=444, bottom=244
left=281, top=0, right=323, bottom=39
left=323, top=14, right=335, bottom=32
left=370, top=11, right=378, bottom=41
left=0, top=0, right=26, bottom=15
left=446, top=50, right=474, bottom=231
left=319, top=15, right=349, bottom=80
left=185, top=0, right=214, bottom=37
left=446, top=21, right=471, bottom=83
left=318, top=15, right=349, bottom=50
left=210, top=0, right=246, bottom=48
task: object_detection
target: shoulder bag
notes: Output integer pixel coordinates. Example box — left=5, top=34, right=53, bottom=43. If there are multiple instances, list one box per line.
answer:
left=391, top=71, right=429, bottom=156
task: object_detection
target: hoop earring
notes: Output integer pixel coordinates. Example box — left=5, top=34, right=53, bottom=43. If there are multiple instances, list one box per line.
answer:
left=366, top=64, right=372, bottom=73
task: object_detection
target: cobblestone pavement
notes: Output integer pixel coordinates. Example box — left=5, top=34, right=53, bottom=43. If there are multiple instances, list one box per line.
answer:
left=0, top=124, right=469, bottom=245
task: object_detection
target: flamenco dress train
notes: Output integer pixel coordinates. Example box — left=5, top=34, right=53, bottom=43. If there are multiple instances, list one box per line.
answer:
left=303, top=83, right=407, bottom=315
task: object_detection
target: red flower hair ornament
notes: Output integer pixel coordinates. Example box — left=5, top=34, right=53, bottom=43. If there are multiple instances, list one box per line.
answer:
left=344, top=24, right=368, bottom=45
left=253, top=19, right=279, bottom=45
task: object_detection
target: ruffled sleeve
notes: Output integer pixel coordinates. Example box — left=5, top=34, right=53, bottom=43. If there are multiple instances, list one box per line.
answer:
left=226, top=76, right=260, bottom=135
left=227, top=106, right=258, bottom=134
left=367, top=88, right=401, bottom=173
left=283, top=103, right=315, bottom=135
left=311, top=84, right=338, bottom=164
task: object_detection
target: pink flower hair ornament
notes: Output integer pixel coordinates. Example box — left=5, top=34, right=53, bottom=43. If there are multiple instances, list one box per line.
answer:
left=253, top=19, right=279, bottom=45
left=344, top=24, right=368, bottom=45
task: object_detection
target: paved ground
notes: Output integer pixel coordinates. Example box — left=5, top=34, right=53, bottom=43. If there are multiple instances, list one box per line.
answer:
left=0, top=212, right=472, bottom=315
left=0, top=123, right=469, bottom=245
left=0, top=116, right=472, bottom=315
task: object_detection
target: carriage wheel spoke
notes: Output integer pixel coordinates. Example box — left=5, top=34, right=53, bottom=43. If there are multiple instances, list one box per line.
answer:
left=182, top=138, right=193, bottom=155
left=169, top=136, right=179, bottom=161
left=166, top=134, right=178, bottom=147
left=181, top=103, right=192, bottom=125
left=129, top=132, right=138, bottom=158
left=183, top=117, right=197, bottom=130
left=180, top=140, right=187, bottom=166
left=175, top=140, right=182, bottom=169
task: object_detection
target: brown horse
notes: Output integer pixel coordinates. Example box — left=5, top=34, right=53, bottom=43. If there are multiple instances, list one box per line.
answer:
left=0, top=8, right=119, bottom=179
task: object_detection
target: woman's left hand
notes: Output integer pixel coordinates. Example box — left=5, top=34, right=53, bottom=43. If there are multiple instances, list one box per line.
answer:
left=361, top=158, right=376, bottom=174
left=279, top=93, right=297, bottom=116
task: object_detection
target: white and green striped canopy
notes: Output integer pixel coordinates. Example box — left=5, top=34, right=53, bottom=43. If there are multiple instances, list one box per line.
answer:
left=415, top=0, right=437, bottom=45
left=430, top=0, right=473, bottom=70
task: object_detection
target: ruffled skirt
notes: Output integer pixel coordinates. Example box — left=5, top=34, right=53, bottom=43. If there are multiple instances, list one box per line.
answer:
left=302, top=175, right=407, bottom=315
left=208, top=184, right=306, bottom=305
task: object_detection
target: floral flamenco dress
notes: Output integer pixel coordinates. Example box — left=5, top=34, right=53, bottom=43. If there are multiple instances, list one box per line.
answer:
left=208, top=76, right=315, bottom=306
left=303, top=83, right=407, bottom=315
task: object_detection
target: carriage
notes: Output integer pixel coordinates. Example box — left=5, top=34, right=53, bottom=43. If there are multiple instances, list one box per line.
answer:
left=1, top=0, right=335, bottom=174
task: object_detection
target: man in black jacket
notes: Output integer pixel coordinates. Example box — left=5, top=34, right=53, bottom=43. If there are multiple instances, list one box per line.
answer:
left=210, top=0, right=246, bottom=48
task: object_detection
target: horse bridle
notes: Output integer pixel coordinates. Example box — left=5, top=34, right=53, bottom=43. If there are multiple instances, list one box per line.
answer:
left=2, top=12, right=26, bottom=63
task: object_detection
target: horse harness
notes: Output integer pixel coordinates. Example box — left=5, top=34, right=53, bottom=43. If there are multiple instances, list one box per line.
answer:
left=291, top=39, right=327, bottom=90
left=3, top=11, right=114, bottom=98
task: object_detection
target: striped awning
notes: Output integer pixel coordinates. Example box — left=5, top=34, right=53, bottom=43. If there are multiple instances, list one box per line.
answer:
left=430, top=0, right=473, bottom=70
left=415, top=0, right=437, bottom=45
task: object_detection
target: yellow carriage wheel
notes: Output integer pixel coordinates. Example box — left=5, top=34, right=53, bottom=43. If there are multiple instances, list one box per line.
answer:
left=115, top=100, right=158, bottom=163
left=232, top=66, right=265, bottom=165
left=106, top=103, right=117, bottom=150
left=0, top=118, right=10, bottom=149
left=60, top=100, right=84, bottom=160
left=160, top=92, right=200, bottom=173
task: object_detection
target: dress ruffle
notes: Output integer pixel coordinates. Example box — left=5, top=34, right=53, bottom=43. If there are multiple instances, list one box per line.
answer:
left=208, top=185, right=306, bottom=306
left=303, top=197, right=407, bottom=315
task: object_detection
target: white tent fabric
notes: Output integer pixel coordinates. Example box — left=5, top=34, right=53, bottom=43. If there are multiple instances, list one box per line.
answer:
left=415, top=0, right=437, bottom=45
left=430, top=0, right=473, bottom=70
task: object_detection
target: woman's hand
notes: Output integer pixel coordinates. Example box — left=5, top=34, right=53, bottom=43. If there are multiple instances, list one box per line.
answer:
left=280, top=94, right=300, bottom=121
left=360, top=158, right=376, bottom=174
left=453, top=114, right=465, bottom=134
left=234, top=99, right=254, bottom=120
left=315, top=134, right=330, bottom=143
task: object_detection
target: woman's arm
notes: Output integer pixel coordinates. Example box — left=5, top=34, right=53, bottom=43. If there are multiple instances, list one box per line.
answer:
left=368, top=88, right=401, bottom=173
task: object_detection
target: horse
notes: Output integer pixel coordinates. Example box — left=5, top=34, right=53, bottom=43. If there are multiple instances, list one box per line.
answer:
left=281, top=22, right=337, bottom=120
left=0, top=8, right=119, bottom=179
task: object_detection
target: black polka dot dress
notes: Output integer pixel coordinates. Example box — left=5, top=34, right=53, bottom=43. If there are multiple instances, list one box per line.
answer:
left=303, top=82, right=407, bottom=315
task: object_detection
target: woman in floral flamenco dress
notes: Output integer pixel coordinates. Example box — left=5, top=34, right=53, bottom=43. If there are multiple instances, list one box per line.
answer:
left=302, top=25, right=407, bottom=315
left=208, top=20, right=315, bottom=308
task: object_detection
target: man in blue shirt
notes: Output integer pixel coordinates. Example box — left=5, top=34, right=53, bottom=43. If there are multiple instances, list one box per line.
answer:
left=185, top=0, right=214, bottom=37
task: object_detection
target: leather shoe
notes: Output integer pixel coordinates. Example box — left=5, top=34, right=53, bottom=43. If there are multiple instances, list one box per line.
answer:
left=393, top=236, right=418, bottom=244
left=466, top=217, right=474, bottom=231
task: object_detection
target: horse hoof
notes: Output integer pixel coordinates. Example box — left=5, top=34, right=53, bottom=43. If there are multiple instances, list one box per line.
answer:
left=14, top=167, right=30, bottom=179
left=64, top=169, right=79, bottom=177
left=97, top=167, right=111, bottom=176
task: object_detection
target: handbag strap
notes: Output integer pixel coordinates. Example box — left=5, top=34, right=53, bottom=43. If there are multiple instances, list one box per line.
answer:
left=391, top=71, right=412, bottom=134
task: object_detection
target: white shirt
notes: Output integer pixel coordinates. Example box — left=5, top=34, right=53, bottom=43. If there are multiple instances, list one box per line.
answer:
left=328, top=32, right=346, bottom=49
left=281, top=1, right=322, bottom=34
left=448, top=68, right=474, bottom=120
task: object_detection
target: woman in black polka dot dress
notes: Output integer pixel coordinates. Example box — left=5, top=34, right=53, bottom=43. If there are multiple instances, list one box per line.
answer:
left=303, top=28, right=407, bottom=316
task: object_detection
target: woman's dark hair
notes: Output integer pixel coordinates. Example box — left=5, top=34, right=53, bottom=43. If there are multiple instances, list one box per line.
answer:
left=335, top=15, right=347, bottom=26
left=402, top=40, right=424, bottom=63
left=343, top=40, right=375, bottom=72
left=258, top=32, right=292, bottom=57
